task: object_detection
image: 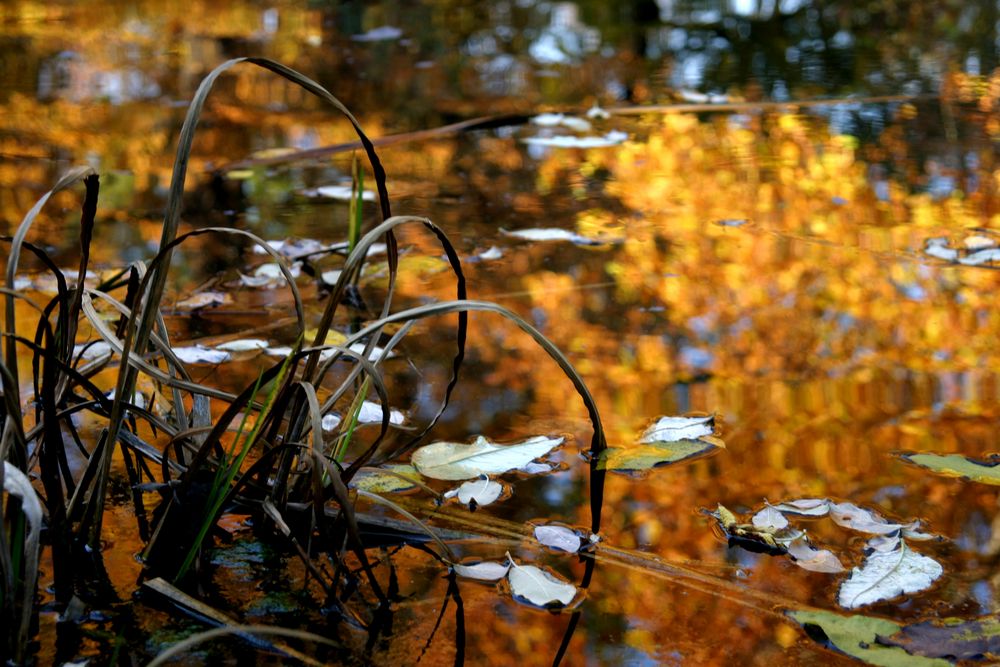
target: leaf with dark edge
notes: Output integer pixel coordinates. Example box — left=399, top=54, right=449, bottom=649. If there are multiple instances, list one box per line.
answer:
left=877, top=615, right=1000, bottom=661
left=788, top=610, right=949, bottom=667
left=901, top=452, right=1000, bottom=485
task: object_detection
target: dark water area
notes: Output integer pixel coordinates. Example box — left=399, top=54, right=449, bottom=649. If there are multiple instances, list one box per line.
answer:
left=3, top=1, right=1000, bottom=665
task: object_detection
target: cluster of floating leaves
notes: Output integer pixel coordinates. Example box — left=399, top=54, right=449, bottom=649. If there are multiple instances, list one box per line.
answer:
left=922, top=234, right=1000, bottom=266
left=713, top=498, right=942, bottom=609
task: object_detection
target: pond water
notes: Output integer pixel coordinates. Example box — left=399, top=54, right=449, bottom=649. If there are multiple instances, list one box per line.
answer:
left=3, top=1, right=1000, bottom=665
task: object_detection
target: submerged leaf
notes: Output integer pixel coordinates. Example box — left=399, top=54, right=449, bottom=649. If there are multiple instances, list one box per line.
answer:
left=878, top=615, right=1000, bottom=661
left=901, top=452, right=1000, bottom=485
left=350, top=465, right=421, bottom=493
left=453, top=560, right=510, bottom=582
left=640, top=415, right=714, bottom=443
left=788, top=610, right=949, bottom=667
left=444, top=476, right=505, bottom=508
left=507, top=560, right=577, bottom=607
left=838, top=538, right=943, bottom=609
left=598, top=439, right=720, bottom=471
left=411, top=435, right=563, bottom=481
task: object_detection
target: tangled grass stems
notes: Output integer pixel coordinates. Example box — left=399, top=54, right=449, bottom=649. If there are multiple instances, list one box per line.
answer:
left=0, top=56, right=610, bottom=664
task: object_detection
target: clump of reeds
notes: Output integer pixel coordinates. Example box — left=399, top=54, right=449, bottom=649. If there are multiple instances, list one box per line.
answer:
left=0, top=57, right=606, bottom=664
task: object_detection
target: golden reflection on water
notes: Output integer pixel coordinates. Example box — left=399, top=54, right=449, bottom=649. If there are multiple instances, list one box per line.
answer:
left=6, top=1, right=1000, bottom=664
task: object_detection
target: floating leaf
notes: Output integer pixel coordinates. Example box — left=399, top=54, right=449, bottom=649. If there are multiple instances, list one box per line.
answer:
left=351, top=25, right=402, bottom=42
left=922, top=238, right=958, bottom=262
left=878, top=615, right=1000, bottom=661
left=522, top=130, right=628, bottom=148
left=519, top=461, right=554, bottom=475
left=788, top=610, right=949, bottom=667
left=829, top=502, right=906, bottom=535
left=507, top=559, right=577, bottom=607
left=321, top=402, right=406, bottom=431
left=598, top=439, right=721, bottom=471
left=963, top=234, right=996, bottom=250
left=320, top=269, right=342, bottom=285
left=534, top=524, right=586, bottom=553
left=785, top=538, right=845, bottom=573
left=444, top=475, right=505, bottom=508
left=901, top=452, right=1000, bottom=485
left=453, top=560, right=510, bottom=582
left=176, top=291, right=232, bottom=310
left=477, top=246, right=503, bottom=261
left=770, top=498, right=831, bottom=517
left=752, top=505, right=789, bottom=531
left=411, top=435, right=563, bottom=481
left=530, top=113, right=592, bottom=132
left=172, top=346, right=230, bottom=365
left=215, top=338, right=269, bottom=352
left=838, top=538, right=943, bottom=609
left=501, top=227, right=612, bottom=246
left=959, top=247, right=1000, bottom=266
left=350, top=465, right=421, bottom=493
left=73, top=341, right=113, bottom=360
left=640, top=415, right=714, bottom=443
left=315, top=184, right=376, bottom=201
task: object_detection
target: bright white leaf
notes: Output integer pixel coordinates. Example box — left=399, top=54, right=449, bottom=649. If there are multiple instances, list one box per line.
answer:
left=959, top=248, right=1000, bottom=266
left=534, top=525, right=584, bottom=553
left=500, top=227, right=610, bottom=246
left=771, top=498, right=831, bottom=517
left=453, top=561, right=510, bottom=581
left=532, top=113, right=567, bottom=127
left=316, top=184, right=376, bottom=201
left=752, top=506, right=789, bottom=531
left=519, top=461, right=553, bottom=474
left=263, top=346, right=293, bottom=358
left=866, top=533, right=902, bottom=552
left=901, top=524, right=938, bottom=541
left=106, top=390, right=146, bottom=410
left=444, top=476, right=504, bottom=507
left=348, top=342, right=396, bottom=361
left=356, top=401, right=405, bottom=425
left=586, top=105, right=610, bottom=120
left=838, top=539, right=943, bottom=609
left=172, top=346, right=230, bottom=365
left=830, top=502, right=904, bottom=535
left=507, top=560, right=577, bottom=607
left=320, top=269, right=342, bottom=285
left=215, top=338, right=269, bottom=352
left=964, top=235, right=996, bottom=250
left=923, top=238, right=958, bottom=262
left=640, top=415, right=714, bottom=443
left=73, top=341, right=113, bottom=361
left=522, top=130, right=627, bottom=149
left=786, top=538, right=845, bottom=573
left=321, top=414, right=342, bottom=432
left=411, top=435, right=563, bottom=480
left=477, top=246, right=503, bottom=261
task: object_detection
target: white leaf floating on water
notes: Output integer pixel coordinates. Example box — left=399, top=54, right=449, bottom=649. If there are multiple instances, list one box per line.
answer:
left=530, top=113, right=592, bottom=132
left=477, top=246, right=503, bottom=261
left=534, top=525, right=585, bottom=553
left=519, top=461, right=553, bottom=474
left=506, top=559, right=577, bottom=607
left=444, top=475, right=504, bottom=507
left=322, top=401, right=406, bottom=431
left=964, top=235, right=996, bottom=250
left=176, top=291, right=232, bottom=310
left=586, top=104, right=610, bottom=120
left=73, top=341, right=113, bottom=361
left=751, top=505, right=789, bottom=531
left=172, top=346, right=230, bottom=364
left=239, top=261, right=302, bottom=288
left=641, top=415, right=714, bottom=443
left=923, top=238, right=958, bottom=262
left=838, top=538, right=943, bottom=609
left=315, top=184, right=376, bottom=201
left=411, top=435, right=563, bottom=480
left=453, top=560, right=510, bottom=582
left=215, top=338, right=269, bottom=352
left=786, top=538, right=845, bottom=573
left=959, top=247, right=1000, bottom=266
left=770, top=498, right=831, bottom=517
left=320, top=269, right=342, bottom=285
left=829, top=502, right=908, bottom=535
left=106, top=389, right=146, bottom=410
left=522, top=130, right=628, bottom=149
left=500, top=228, right=612, bottom=247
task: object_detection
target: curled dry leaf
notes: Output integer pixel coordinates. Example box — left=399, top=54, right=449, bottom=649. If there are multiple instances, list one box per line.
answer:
left=829, top=502, right=906, bottom=535
left=641, top=415, right=714, bottom=443
left=751, top=505, right=789, bottom=531
left=444, top=476, right=505, bottom=508
left=770, top=498, right=831, bottom=517
left=785, top=538, right=845, bottom=573
left=350, top=465, right=421, bottom=493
